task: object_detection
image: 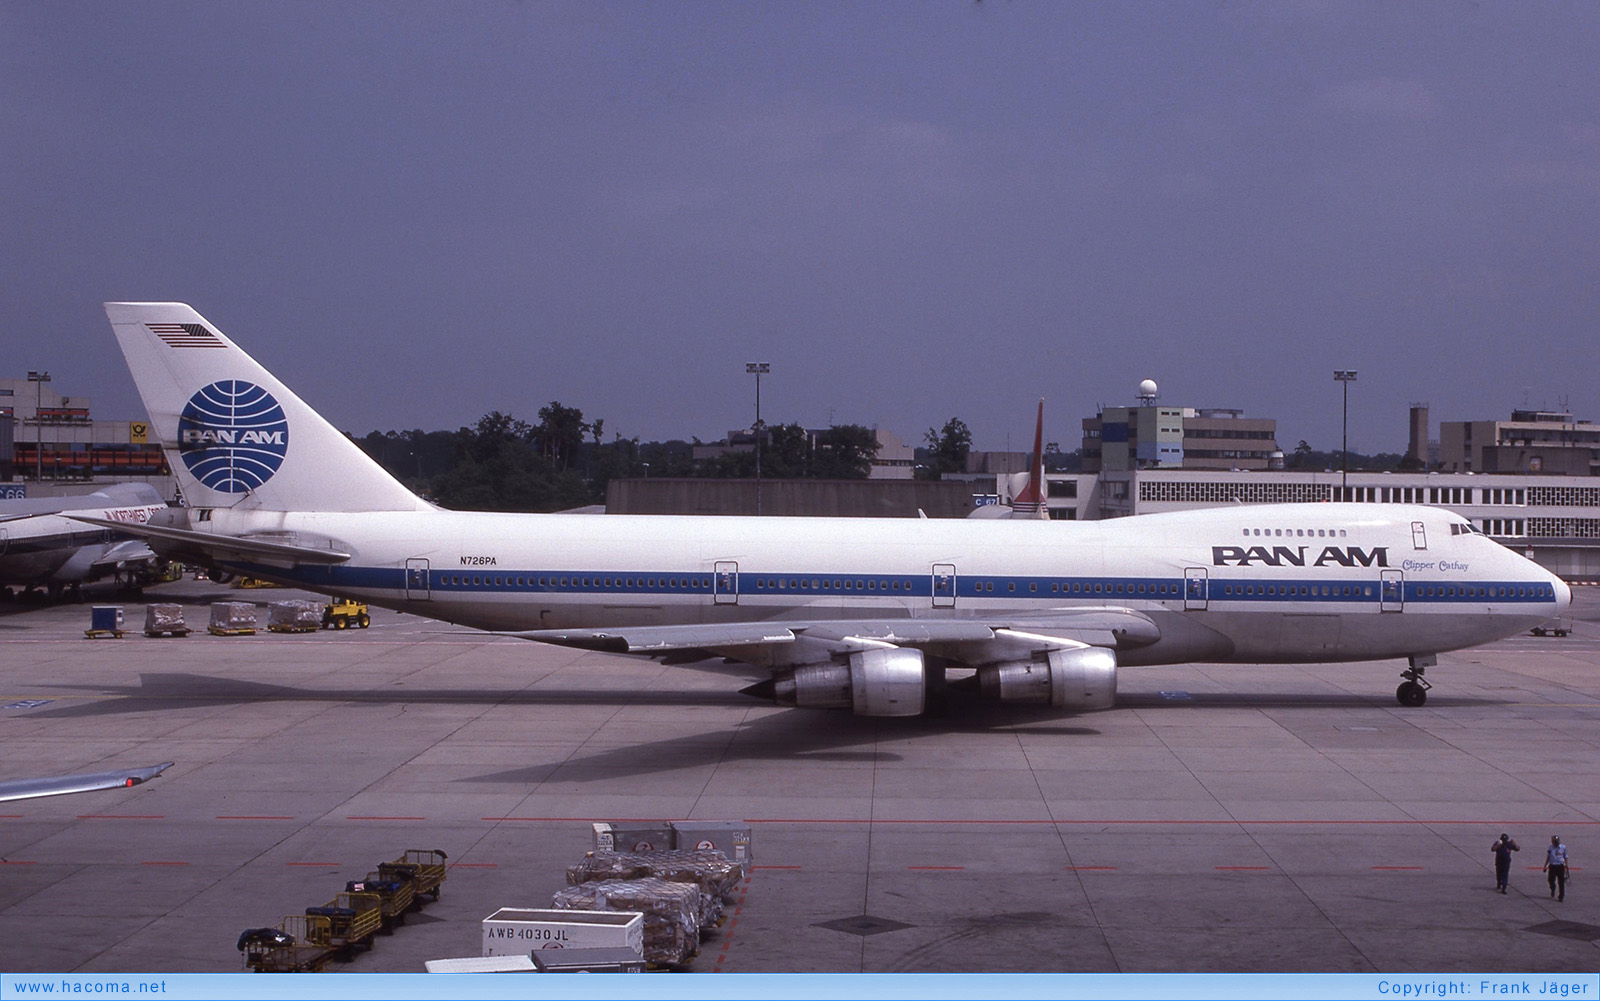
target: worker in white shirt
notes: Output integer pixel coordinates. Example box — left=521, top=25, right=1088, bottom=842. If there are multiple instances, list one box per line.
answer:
left=1545, top=835, right=1570, bottom=902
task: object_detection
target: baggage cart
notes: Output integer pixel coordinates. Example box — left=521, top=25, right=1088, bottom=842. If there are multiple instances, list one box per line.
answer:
left=143, top=603, right=189, bottom=637
left=379, top=848, right=448, bottom=904
left=348, top=873, right=413, bottom=928
left=239, top=915, right=335, bottom=973
left=84, top=606, right=124, bottom=639
left=308, top=891, right=383, bottom=951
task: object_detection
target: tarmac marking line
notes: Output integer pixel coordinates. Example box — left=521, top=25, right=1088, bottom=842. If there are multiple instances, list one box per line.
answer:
left=346, top=816, right=425, bottom=821
left=908, top=866, right=965, bottom=870
left=1066, top=866, right=1118, bottom=870
left=1216, top=866, right=1272, bottom=871
left=76, top=815, right=163, bottom=820
left=140, top=861, right=189, bottom=866
left=712, top=874, right=751, bottom=974
left=217, top=815, right=294, bottom=820
left=1372, top=866, right=1424, bottom=870
left=0, top=860, right=38, bottom=865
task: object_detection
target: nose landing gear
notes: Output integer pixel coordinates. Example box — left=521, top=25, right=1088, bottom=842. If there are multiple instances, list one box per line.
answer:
left=1397, top=654, right=1435, bottom=707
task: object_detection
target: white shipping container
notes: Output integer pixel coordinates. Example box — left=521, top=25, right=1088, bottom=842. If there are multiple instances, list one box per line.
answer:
left=481, top=908, right=644, bottom=958
left=425, top=955, right=537, bottom=973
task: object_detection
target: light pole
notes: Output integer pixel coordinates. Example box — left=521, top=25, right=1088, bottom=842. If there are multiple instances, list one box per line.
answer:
left=26, top=371, right=50, bottom=483
left=746, top=363, right=769, bottom=516
left=1334, top=370, right=1357, bottom=499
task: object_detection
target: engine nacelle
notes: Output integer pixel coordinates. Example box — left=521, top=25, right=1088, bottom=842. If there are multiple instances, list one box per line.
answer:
left=974, top=646, right=1117, bottom=710
left=768, top=646, right=927, bottom=717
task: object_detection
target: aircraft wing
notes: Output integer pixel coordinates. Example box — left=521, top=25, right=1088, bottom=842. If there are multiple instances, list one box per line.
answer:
left=512, top=622, right=803, bottom=653
left=515, top=607, right=1158, bottom=655
left=67, top=516, right=351, bottom=565
left=0, top=762, right=173, bottom=803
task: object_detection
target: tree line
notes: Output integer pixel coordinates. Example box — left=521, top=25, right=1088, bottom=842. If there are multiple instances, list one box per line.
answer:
left=351, top=403, right=973, bottom=512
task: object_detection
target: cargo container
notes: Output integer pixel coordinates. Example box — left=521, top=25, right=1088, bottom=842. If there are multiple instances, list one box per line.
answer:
left=207, top=602, right=258, bottom=635
left=143, top=603, right=188, bottom=637
left=85, top=606, right=124, bottom=638
left=481, top=908, right=644, bottom=958
left=670, top=821, right=752, bottom=875
left=591, top=821, right=675, bottom=854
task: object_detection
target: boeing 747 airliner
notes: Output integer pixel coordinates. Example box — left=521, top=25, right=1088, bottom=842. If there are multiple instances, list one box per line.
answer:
left=82, top=303, right=1570, bottom=716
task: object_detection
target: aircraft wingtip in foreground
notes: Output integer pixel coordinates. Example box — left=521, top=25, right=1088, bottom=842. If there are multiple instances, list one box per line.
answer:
left=92, top=302, right=1570, bottom=716
left=0, top=762, right=173, bottom=804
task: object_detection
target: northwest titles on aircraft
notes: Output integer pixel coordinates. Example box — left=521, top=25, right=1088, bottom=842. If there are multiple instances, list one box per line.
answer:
left=1212, top=545, right=1390, bottom=568
left=177, top=380, right=289, bottom=493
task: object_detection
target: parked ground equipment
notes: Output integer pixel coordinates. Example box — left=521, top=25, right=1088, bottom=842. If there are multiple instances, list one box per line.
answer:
left=322, top=596, right=370, bottom=630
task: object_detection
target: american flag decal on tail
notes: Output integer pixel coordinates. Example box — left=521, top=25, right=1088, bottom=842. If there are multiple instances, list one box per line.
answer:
left=147, top=323, right=225, bottom=348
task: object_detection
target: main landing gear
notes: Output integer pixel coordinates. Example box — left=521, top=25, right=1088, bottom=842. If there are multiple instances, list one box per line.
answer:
left=1397, top=654, right=1436, bottom=707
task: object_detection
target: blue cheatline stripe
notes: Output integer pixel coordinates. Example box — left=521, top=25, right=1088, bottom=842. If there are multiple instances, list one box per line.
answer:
left=214, top=563, right=1558, bottom=607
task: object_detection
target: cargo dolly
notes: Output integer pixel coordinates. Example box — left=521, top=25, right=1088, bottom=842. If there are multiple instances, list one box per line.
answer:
left=306, top=891, right=383, bottom=953
left=379, top=849, right=449, bottom=905
left=347, top=873, right=413, bottom=929
left=239, top=915, right=335, bottom=973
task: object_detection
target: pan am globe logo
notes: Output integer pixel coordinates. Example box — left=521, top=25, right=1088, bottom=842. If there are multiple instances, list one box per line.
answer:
left=177, top=381, right=289, bottom=493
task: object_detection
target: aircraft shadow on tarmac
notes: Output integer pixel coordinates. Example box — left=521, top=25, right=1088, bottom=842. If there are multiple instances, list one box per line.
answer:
left=20, top=671, right=1508, bottom=722
left=13, top=671, right=1511, bottom=784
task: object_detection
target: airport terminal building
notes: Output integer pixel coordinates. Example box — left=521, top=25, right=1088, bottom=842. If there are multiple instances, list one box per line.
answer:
left=1001, top=468, right=1600, bottom=581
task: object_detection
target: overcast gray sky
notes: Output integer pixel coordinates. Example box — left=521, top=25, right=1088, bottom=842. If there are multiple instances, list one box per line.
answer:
left=3, top=1, right=1597, bottom=454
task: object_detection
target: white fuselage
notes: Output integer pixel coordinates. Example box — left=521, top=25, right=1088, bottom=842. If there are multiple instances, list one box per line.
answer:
left=184, top=501, right=1568, bottom=666
left=0, top=502, right=166, bottom=587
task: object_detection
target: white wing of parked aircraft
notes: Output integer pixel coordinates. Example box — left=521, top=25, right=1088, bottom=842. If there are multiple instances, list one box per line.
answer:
left=0, top=483, right=167, bottom=596
left=0, top=762, right=172, bottom=803
left=90, top=302, right=1570, bottom=715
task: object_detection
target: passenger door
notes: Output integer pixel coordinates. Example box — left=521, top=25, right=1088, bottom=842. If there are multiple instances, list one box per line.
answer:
left=932, top=564, right=956, bottom=608
left=714, top=561, right=738, bottom=605
left=1381, top=570, right=1404, bottom=613
left=1184, top=568, right=1208, bottom=610
left=405, top=558, right=431, bottom=600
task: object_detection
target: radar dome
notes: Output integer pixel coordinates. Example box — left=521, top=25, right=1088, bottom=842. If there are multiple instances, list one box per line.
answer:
left=1138, top=379, right=1159, bottom=398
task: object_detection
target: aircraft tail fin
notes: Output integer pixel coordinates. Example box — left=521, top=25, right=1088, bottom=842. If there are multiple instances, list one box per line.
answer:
left=104, top=303, right=430, bottom=513
left=1010, top=399, right=1049, bottom=519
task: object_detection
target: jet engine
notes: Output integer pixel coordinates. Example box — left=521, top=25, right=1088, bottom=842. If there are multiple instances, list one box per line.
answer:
left=769, top=646, right=927, bottom=717
left=973, top=646, right=1117, bottom=710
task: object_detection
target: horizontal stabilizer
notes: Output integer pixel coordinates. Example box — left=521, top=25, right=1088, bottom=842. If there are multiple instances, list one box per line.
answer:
left=89, top=539, right=157, bottom=568
left=67, top=516, right=351, bottom=565
left=0, top=762, right=173, bottom=803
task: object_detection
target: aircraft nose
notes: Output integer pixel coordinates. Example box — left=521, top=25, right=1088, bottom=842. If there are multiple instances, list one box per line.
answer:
left=1554, top=575, right=1572, bottom=612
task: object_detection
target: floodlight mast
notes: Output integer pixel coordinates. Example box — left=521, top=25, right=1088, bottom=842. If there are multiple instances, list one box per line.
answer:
left=746, top=363, right=770, bottom=515
left=1334, top=370, right=1358, bottom=496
